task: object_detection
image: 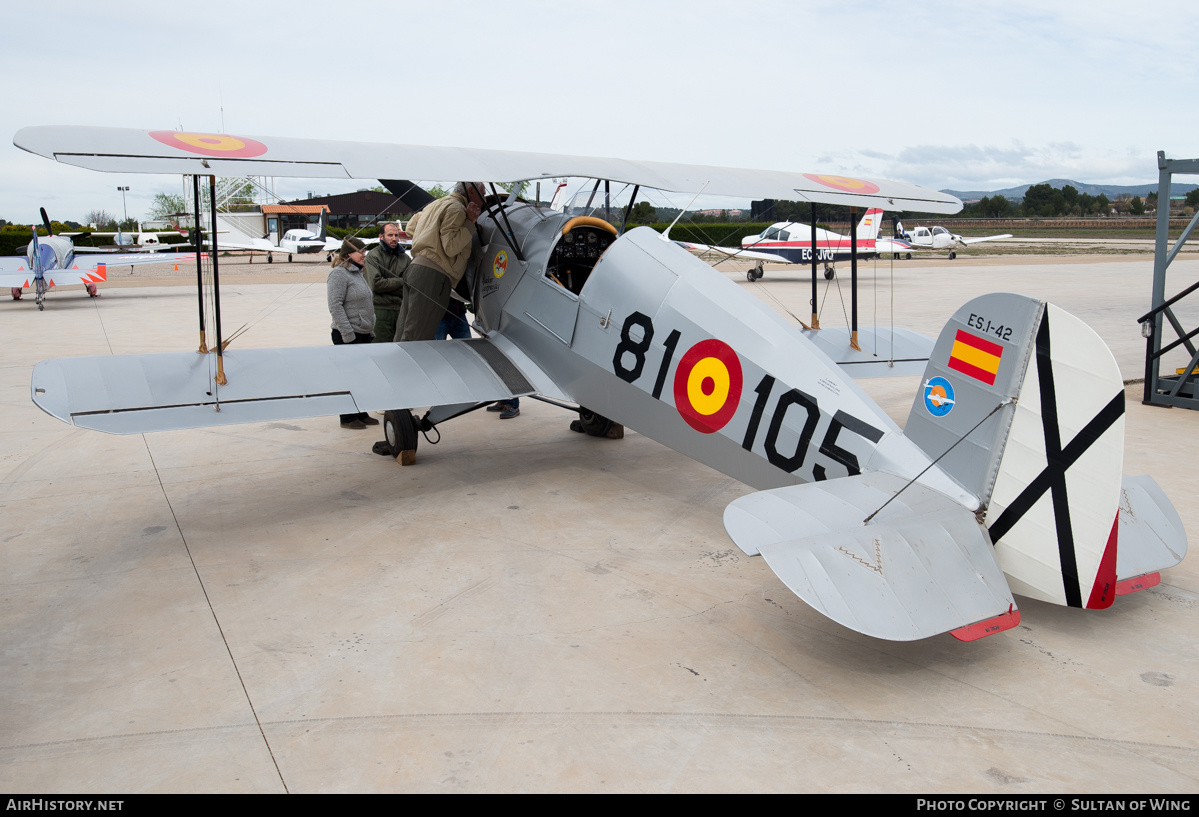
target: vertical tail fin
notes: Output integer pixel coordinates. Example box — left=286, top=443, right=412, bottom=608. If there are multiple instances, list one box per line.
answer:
left=856, top=208, right=884, bottom=241
left=904, top=294, right=1127, bottom=609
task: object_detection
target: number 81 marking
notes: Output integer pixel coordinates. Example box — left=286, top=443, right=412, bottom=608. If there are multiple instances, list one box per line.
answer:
left=613, top=312, right=882, bottom=477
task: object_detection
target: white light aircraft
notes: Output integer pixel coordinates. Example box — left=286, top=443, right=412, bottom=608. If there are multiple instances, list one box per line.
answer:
left=896, top=222, right=1013, bottom=260
left=13, top=126, right=1186, bottom=642
left=676, top=206, right=913, bottom=281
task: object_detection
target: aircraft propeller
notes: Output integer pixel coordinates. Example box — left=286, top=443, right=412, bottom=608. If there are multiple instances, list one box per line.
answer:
left=40, top=207, right=54, bottom=236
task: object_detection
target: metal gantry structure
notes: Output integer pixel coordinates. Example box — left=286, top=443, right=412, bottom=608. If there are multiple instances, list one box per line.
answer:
left=1139, top=151, right=1199, bottom=409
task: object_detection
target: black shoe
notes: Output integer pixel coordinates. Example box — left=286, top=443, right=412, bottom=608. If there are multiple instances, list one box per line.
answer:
left=361, top=415, right=380, bottom=426
left=486, top=402, right=506, bottom=412
left=499, top=405, right=520, bottom=419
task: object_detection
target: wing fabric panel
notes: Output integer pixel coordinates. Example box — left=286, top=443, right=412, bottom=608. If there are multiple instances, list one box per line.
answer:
left=31, top=339, right=536, bottom=434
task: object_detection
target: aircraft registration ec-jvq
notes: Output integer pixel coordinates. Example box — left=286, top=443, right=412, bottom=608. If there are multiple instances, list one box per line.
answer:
left=13, top=126, right=1187, bottom=642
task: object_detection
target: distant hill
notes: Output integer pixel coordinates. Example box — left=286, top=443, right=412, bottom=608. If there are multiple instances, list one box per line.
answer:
left=943, top=178, right=1199, bottom=202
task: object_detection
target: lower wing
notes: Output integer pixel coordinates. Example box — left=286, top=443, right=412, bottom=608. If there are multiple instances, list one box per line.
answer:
left=32, top=337, right=543, bottom=434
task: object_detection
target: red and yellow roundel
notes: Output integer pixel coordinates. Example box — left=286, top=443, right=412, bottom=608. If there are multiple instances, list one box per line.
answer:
left=493, top=249, right=508, bottom=278
left=149, top=130, right=268, bottom=158
left=673, top=339, right=743, bottom=434
left=803, top=173, right=880, bottom=195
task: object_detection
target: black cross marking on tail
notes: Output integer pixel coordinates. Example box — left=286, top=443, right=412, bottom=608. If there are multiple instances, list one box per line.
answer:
left=986, top=311, right=1124, bottom=607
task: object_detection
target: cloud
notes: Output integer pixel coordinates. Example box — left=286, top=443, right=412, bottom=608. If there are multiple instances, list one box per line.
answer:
left=847, top=141, right=1159, bottom=191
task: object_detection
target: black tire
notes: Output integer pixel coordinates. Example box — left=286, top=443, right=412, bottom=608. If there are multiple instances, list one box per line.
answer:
left=824, top=268, right=835, bottom=280
left=267, top=254, right=273, bottom=264
left=746, top=271, right=754, bottom=282
left=905, top=252, right=911, bottom=260
left=949, top=251, right=956, bottom=260
left=577, top=407, right=613, bottom=437
left=383, top=409, right=419, bottom=457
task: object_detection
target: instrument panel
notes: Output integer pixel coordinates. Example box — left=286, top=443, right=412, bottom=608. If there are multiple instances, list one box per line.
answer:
left=547, top=225, right=615, bottom=295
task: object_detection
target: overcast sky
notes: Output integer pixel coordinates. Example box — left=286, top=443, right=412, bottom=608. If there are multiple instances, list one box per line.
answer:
left=2, top=0, right=1195, bottom=222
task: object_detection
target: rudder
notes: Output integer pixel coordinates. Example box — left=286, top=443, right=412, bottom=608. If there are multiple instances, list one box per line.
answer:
left=905, top=294, right=1126, bottom=609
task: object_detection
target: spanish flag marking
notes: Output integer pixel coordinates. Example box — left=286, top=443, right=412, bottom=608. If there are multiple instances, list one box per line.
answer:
left=947, top=329, right=1003, bottom=385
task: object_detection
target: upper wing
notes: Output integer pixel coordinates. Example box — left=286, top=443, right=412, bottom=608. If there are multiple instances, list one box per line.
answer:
left=32, top=338, right=545, bottom=434
left=14, top=126, right=962, bottom=214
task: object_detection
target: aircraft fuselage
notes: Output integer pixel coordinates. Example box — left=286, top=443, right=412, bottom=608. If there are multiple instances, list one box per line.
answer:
left=472, top=202, right=974, bottom=505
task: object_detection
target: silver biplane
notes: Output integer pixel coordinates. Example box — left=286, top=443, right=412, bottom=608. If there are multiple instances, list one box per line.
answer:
left=14, top=126, right=1186, bottom=642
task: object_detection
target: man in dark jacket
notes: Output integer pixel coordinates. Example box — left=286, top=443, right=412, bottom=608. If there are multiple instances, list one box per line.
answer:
left=364, top=222, right=411, bottom=343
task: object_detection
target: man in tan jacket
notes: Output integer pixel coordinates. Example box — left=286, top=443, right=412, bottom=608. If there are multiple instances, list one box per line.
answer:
left=396, top=181, right=486, bottom=342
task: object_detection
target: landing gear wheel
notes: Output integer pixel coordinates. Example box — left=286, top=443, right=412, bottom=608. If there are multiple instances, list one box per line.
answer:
left=747, top=263, right=764, bottom=282
left=35, top=279, right=47, bottom=311
left=267, top=254, right=273, bottom=264
left=383, top=409, right=419, bottom=465
left=288, top=254, right=293, bottom=262
left=905, top=252, right=911, bottom=260
left=824, top=266, right=836, bottom=280
left=949, top=251, right=957, bottom=260
left=576, top=407, right=614, bottom=437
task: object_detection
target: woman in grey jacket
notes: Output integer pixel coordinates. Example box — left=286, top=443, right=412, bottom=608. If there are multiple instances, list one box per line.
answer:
left=327, top=237, right=379, bottom=429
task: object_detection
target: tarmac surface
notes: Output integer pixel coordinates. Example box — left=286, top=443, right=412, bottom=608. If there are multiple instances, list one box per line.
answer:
left=2, top=253, right=1197, bottom=793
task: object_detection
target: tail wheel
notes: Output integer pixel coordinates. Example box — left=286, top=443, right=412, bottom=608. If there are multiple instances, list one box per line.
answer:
left=383, top=409, right=419, bottom=461
left=577, top=407, right=614, bottom=437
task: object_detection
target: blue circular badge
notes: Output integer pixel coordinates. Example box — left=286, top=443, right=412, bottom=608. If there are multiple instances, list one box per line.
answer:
left=924, top=376, right=955, bottom=417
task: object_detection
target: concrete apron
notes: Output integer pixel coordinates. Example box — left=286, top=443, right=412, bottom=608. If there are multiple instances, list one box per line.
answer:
left=1, top=257, right=1196, bottom=792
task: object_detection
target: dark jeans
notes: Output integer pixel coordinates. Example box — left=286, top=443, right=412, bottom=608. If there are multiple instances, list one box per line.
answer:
left=332, top=329, right=373, bottom=423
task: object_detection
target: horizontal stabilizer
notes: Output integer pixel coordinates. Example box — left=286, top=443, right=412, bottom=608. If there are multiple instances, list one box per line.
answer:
left=724, top=472, right=1016, bottom=641
left=32, top=338, right=536, bottom=434
left=801, top=327, right=933, bottom=378
left=1117, top=475, right=1188, bottom=582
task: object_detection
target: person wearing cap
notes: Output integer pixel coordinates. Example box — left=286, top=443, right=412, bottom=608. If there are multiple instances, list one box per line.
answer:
left=396, top=181, right=486, bottom=343
left=365, top=221, right=411, bottom=343
left=327, top=236, right=378, bottom=429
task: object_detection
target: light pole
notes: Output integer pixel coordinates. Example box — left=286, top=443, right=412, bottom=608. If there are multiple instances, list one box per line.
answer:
left=117, top=186, right=130, bottom=228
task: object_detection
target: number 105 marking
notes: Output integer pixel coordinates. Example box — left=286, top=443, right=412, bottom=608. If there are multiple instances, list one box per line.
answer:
left=612, top=312, right=883, bottom=478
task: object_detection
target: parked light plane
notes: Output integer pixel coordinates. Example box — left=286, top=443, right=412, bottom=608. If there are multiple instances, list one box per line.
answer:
left=0, top=210, right=197, bottom=309
left=14, top=126, right=1186, bottom=642
left=895, top=222, right=1013, bottom=260
left=675, top=207, right=912, bottom=281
